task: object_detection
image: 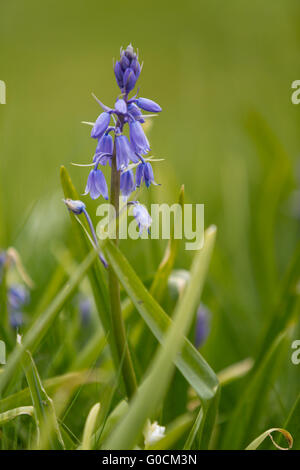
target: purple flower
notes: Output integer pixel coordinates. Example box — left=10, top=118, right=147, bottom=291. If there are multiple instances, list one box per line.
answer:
left=10, top=311, right=24, bottom=329
left=95, top=134, right=113, bottom=166
left=120, top=169, right=135, bottom=197
left=91, top=112, right=111, bottom=139
left=114, top=44, right=140, bottom=94
left=128, top=103, right=145, bottom=123
left=129, top=121, right=150, bottom=155
left=136, top=98, right=162, bottom=113
left=195, top=304, right=211, bottom=348
left=64, top=199, right=86, bottom=215
left=136, top=162, right=157, bottom=188
left=132, top=203, right=152, bottom=235
left=115, top=135, right=139, bottom=171
left=9, top=285, right=29, bottom=311
left=115, top=98, right=127, bottom=115
left=84, top=168, right=108, bottom=200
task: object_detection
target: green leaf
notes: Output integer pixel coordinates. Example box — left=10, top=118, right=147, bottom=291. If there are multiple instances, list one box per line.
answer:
left=222, top=329, right=291, bottom=449
left=0, top=248, right=99, bottom=396
left=81, top=403, right=101, bottom=450
left=245, top=428, right=293, bottom=450
left=0, top=406, right=34, bottom=425
left=281, top=392, right=300, bottom=450
left=102, top=226, right=218, bottom=449
left=20, top=347, right=64, bottom=449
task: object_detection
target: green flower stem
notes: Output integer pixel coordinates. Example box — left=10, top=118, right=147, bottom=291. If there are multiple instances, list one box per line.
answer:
left=108, top=144, right=137, bottom=399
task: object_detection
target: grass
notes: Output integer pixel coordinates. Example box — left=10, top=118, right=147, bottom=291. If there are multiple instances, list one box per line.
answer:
left=0, top=0, right=300, bottom=451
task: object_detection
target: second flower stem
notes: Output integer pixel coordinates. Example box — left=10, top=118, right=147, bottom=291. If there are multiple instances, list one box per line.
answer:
left=108, top=148, right=137, bottom=399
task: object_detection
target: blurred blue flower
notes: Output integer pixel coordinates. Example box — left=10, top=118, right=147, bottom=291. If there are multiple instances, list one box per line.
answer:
left=10, top=311, right=24, bottom=330
left=9, top=285, right=29, bottom=310
left=132, top=203, right=152, bottom=235
left=79, top=296, right=92, bottom=326
left=195, top=304, right=211, bottom=348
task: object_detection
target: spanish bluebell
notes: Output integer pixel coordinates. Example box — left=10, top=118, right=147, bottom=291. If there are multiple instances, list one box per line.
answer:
left=114, top=44, right=141, bottom=94
left=10, top=311, right=24, bottom=329
left=132, top=203, right=152, bottom=235
left=115, top=134, right=139, bottom=171
left=91, top=112, right=111, bottom=139
left=129, top=120, right=150, bottom=155
left=136, top=98, right=162, bottom=113
left=64, top=199, right=86, bottom=214
left=136, top=162, right=157, bottom=188
left=84, top=168, right=108, bottom=200
left=120, top=169, right=135, bottom=198
left=9, top=285, right=29, bottom=311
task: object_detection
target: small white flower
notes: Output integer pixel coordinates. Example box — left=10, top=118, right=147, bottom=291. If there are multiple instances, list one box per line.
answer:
left=144, top=420, right=166, bottom=447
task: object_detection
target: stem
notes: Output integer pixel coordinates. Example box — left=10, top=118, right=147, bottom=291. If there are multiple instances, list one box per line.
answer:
left=108, top=145, right=137, bottom=399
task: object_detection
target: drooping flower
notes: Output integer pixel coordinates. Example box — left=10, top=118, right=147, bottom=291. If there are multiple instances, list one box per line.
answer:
left=144, top=421, right=165, bottom=448
left=132, top=202, right=152, bottom=235
left=136, top=162, right=157, bottom=188
left=127, top=103, right=145, bottom=123
left=195, top=304, right=211, bottom=348
left=63, top=199, right=86, bottom=215
left=136, top=98, right=162, bottom=113
left=84, top=168, right=108, bottom=200
left=91, top=112, right=111, bottom=139
left=115, top=135, right=139, bottom=171
left=120, top=169, right=135, bottom=198
left=94, top=133, right=113, bottom=166
left=129, top=120, right=150, bottom=155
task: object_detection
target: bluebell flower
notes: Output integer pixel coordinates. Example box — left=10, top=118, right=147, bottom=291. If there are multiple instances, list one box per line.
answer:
left=84, top=168, right=108, bottom=200
left=132, top=203, right=152, bottom=235
left=91, top=112, right=111, bottom=139
left=9, top=285, right=29, bottom=311
left=120, top=169, right=135, bottom=198
left=136, top=98, right=162, bottom=113
left=10, top=311, right=24, bottom=330
left=115, top=98, right=127, bottom=115
left=136, top=162, right=157, bottom=188
left=114, top=44, right=140, bottom=94
left=63, top=199, right=86, bottom=214
left=115, top=135, right=139, bottom=171
left=94, top=133, right=113, bottom=166
left=195, top=304, right=211, bottom=348
left=127, top=103, right=145, bottom=123
left=129, top=121, right=150, bottom=155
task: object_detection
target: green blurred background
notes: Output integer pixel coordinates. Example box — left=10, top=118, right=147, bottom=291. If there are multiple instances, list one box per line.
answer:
left=0, top=0, right=299, bottom=401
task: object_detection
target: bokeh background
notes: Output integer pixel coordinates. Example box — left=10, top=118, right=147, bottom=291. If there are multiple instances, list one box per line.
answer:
left=1, top=0, right=300, bottom=443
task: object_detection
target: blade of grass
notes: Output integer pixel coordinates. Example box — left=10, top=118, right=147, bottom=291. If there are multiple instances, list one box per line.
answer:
left=103, top=226, right=218, bottom=449
left=81, top=402, right=101, bottom=450
left=0, top=406, right=34, bottom=425
left=245, top=428, right=293, bottom=450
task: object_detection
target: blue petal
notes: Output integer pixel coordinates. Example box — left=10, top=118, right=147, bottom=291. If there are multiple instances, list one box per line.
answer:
left=136, top=98, right=162, bottom=113
left=91, top=112, right=111, bottom=139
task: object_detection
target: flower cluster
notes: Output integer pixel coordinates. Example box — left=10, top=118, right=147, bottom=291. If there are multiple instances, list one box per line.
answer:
left=83, top=44, right=161, bottom=233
